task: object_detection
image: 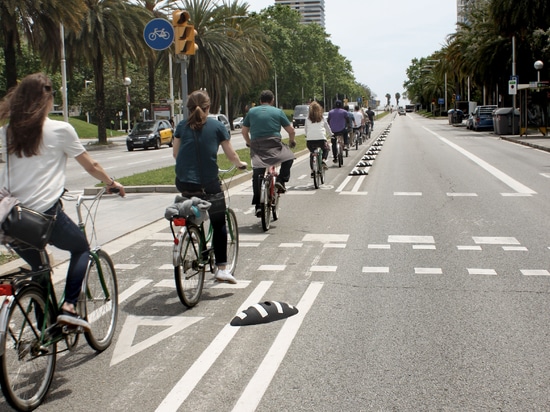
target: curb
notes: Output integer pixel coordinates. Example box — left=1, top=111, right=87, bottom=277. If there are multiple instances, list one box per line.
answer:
left=499, top=136, right=550, bottom=153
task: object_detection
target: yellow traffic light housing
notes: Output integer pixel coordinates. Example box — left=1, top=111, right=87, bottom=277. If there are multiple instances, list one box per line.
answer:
left=172, top=10, right=197, bottom=56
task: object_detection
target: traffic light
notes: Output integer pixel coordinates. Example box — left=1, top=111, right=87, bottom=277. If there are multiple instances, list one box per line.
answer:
left=172, top=10, right=198, bottom=55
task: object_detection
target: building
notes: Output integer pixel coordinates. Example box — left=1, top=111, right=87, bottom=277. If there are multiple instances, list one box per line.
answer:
left=275, top=0, right=325, bottom=27
left=457, top=0, right=476, bottom=25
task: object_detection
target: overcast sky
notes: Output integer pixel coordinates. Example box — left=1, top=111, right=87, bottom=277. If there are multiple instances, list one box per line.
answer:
left=245, top=0, right=458, bottom=106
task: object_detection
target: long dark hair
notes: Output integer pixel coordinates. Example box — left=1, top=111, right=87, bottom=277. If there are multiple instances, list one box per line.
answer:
left=186, top=90, right=210, bottom=131
left=0, top=73, right=54, bottom=157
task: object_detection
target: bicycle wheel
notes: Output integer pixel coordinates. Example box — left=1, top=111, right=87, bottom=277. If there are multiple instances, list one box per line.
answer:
left=338, top=145, right=343, bottom=168
left=225, top=208, right=239, bottom=276
left=319, top=152, right=326, bottom=185
left=0, top=286, right=56, bottom=411
left=82, top=249, right=118, bottom=352
left=312, top=153, right=319, bottom=189
left=271, top=189, right=281, bottom=222
left=260, top=177, right=272, bottom=231
left=174, top=226, right=205, bottom=307
left=355, top=133, right=359, bottom=150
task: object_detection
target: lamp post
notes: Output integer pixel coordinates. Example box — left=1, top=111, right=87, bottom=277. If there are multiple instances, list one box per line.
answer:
left=118, top=111, right=123, bottom=130
left=534, top=60, right=544, bottom=83
left=123, top=77, right=131, bottom=132
left=84, top=80, right=92, bottom=123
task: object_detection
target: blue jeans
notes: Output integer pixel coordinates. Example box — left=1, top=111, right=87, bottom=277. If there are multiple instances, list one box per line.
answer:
left=13, top=203, right=90, bottom=306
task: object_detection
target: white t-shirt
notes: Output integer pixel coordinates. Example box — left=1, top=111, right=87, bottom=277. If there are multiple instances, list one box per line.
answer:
left=305, top=118, right=332, bottom=141
left=1, top=118, right=86, bottom=212
left=353, top=111, right=364, bottom=128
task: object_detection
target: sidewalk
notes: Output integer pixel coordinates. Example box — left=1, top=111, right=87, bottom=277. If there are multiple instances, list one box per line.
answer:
left=499, top=133, right=550, bottom=152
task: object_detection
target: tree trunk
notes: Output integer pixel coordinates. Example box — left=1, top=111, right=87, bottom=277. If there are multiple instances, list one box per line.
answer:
left=93, top=54, right=107, bottom=145
left=3, top=29, right=18, bottom=91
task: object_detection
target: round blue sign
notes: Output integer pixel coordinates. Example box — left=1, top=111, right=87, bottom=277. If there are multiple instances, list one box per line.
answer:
left=143, top=18, right=174, bottom=51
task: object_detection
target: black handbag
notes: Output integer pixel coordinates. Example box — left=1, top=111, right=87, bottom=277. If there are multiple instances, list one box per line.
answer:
left=2, top=204, right=56, bottom=249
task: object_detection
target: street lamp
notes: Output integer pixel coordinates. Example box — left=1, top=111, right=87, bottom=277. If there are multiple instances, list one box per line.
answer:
left=123, top=77, right=132, bottom=132
left=534, top=60, right=544, bottom=83
left=84, top=80, right=92, bottom=123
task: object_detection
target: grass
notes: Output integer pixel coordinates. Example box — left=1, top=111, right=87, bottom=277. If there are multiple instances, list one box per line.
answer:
left=115, top=135, right=308, bottom=187
left=49, top=115, right=127, bottom=139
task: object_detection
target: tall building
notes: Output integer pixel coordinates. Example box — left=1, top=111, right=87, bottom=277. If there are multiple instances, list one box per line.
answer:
left=457, top=0, right=476, bottom=25
left=275, top=0, right=325, bottom=27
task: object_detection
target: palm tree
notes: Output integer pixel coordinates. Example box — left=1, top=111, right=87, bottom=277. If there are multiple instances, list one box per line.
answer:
left=174, top=0, right=270, bottom=113
left=385, top=93, right=391, bottom=108
left=63, top=0, right=152, bottom=144
left=0, top=0, right=86, bottom=91
left=395, top=92, right=401, bottom=107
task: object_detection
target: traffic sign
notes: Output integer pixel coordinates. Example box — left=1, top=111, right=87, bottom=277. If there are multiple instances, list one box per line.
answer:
left=143, top=18, right=174, bottom=51
left=509, top=79, right=517, bottom=95
left=438, top=98, right=444, bottom=105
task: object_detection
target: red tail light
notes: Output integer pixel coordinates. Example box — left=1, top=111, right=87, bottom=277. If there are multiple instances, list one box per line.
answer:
left=173, top=217, right=186, bottom=227
left=0, top=284, right=14, bottom=296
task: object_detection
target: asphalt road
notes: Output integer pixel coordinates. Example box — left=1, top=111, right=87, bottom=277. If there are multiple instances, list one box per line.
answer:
left=4, top=113, right=550, bottom=411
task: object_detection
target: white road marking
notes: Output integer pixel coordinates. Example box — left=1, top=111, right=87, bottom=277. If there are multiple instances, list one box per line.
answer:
left=521, top=270, right=550, bottom=276
left=457, top=245, right=482, bottom=251
left=362, top=267, right=390, bottom=273
left=394, top=192, right=422, bottom=196
left=424, top=127, right=537, bottom=194
left=231, top=282, right=324, bottom=412
left=155, top=281, right=273, bottom=411
left=110, top=315, right=203, bottom=366
left=151, top=242, right=172, bottom=247
left=388, top=235, right=435, bottom=244
left=413, top=245, right=436, bottom=250
left=280, top=243, right=303, bottom=248
left=309, top=266, right=337, bottom=272
left=368, top=244, right=391, bottom=249
left=473, top=236, right=519, bottom=245
left=115, top=263, right=140, bottom=270
left=323, top=243, right=347, bottom=248
left=502, top=246, right=528, bottom=251
left=258, top=265, right=286, bottom=271
left=415, top=268, right=442, bottom=274
left=447, top=193, right=478, bottom=197
left=467, top=268, right=497, bottom=276
left=302, top=234, right=349, bottom=243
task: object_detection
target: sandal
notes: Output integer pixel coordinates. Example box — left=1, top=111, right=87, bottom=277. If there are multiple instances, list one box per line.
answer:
left=57, top=309, right=91, bottom=332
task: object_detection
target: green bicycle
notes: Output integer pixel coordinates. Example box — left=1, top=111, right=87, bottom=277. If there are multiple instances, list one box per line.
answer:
left=0, top=187, right=118, bottom=411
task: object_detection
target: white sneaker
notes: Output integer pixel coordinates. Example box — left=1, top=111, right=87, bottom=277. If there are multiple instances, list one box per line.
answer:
left=215, top=269, right=237, bottom=284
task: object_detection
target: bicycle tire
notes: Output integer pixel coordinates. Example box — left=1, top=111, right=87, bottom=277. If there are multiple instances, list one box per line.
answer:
left=225, top=208, right=239, bottom=276
left=82, top=249, right=118, bottom=352
left=319, top=153, right=325, bottom=185
left=0, top=286, right=56, bottom=411
left=355, top=133, right=359, bottom=150
left=272, top=189, right=280, bottom=222
left=338, top=147, right=343, bottom=167
left=174, top=226, right=205, bottom=307
left=261, top=177, right=272, bottom=231
left=312, top=153, right=319, bottom=189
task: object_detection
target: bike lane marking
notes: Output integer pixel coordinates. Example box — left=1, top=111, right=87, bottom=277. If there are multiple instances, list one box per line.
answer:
left=155, top=280, right=273, bottom=411
left=424, top=127, right=537, bottom=195
left=231, top=281, right=324, bottom=412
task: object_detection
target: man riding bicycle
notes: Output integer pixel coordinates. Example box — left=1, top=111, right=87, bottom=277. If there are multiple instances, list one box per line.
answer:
left=327, top=100, right=351, bottom=163
left=242, top=90, right=296, bottom=218
left=352, top=105, right=365, bottom=142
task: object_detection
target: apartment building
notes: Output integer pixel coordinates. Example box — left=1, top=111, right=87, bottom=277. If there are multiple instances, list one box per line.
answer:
left=275, top=0, right=325, bottom=27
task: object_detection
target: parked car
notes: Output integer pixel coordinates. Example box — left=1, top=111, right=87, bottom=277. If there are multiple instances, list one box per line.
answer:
left=398, top=107, right=406, bottom=115
left=292, top=105, right=309, bottom=128
left=208, top=113, right=231, bottom=134
left=471, top=105, right=497, bottom=131
left=126, top=119, right=173, bottom=151
left=233, top=116, right=244, bottom=129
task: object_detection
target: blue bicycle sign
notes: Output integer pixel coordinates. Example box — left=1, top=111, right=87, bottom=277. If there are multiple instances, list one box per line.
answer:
left=144, top=18, right=174, bottom=51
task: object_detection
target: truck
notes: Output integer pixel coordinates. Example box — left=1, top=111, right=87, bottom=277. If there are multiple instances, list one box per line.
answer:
left=405, top=104, right=415, bottom=112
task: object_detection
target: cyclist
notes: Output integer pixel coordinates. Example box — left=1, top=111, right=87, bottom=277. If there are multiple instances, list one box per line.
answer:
left=327, top=100, right=350, bottom=163
left=241, top=90, right=296, bottom=218
left=352, top=105, right=365, bottom=143
left=173, top=90, right=246, bottom=284
left=0, top=73, right=125, bottom=331
left=305, top=101, right=331, bottom=173
left=366, top=106, right=375, bottom=131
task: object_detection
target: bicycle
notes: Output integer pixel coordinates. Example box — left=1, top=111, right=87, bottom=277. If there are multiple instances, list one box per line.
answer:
left=352, top=127, right=363, bottom=150
left=170, top=167, right=240, bottom=308
left=0, top=187, right=118, bottom=411
left=259, top=164, right=282, bottom=231
left=332, top=133, right=345, bottom=168
left=310, top=146, right=326, bottom=189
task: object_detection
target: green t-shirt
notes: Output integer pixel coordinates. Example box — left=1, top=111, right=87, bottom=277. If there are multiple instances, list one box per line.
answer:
left=174, top=117, right=229, bottom=185
left=243, top=104, right=290, bottom=140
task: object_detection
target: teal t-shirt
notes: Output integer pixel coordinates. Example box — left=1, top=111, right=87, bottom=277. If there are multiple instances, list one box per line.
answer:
left=243, top=104, right=290, bottom=140
left=174, top=117, right=229, bottom=185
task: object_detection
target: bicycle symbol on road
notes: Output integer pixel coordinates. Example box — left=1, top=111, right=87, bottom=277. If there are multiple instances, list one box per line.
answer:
left=148, top=28, right=170, bottom=41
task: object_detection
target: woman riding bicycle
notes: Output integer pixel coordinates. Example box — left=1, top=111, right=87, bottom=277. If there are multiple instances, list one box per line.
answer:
left=173, top=90, right=246, bottom=284
left=305, top=101, right=331, bottom=172
left=0, top=73, right=125, bottom=331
